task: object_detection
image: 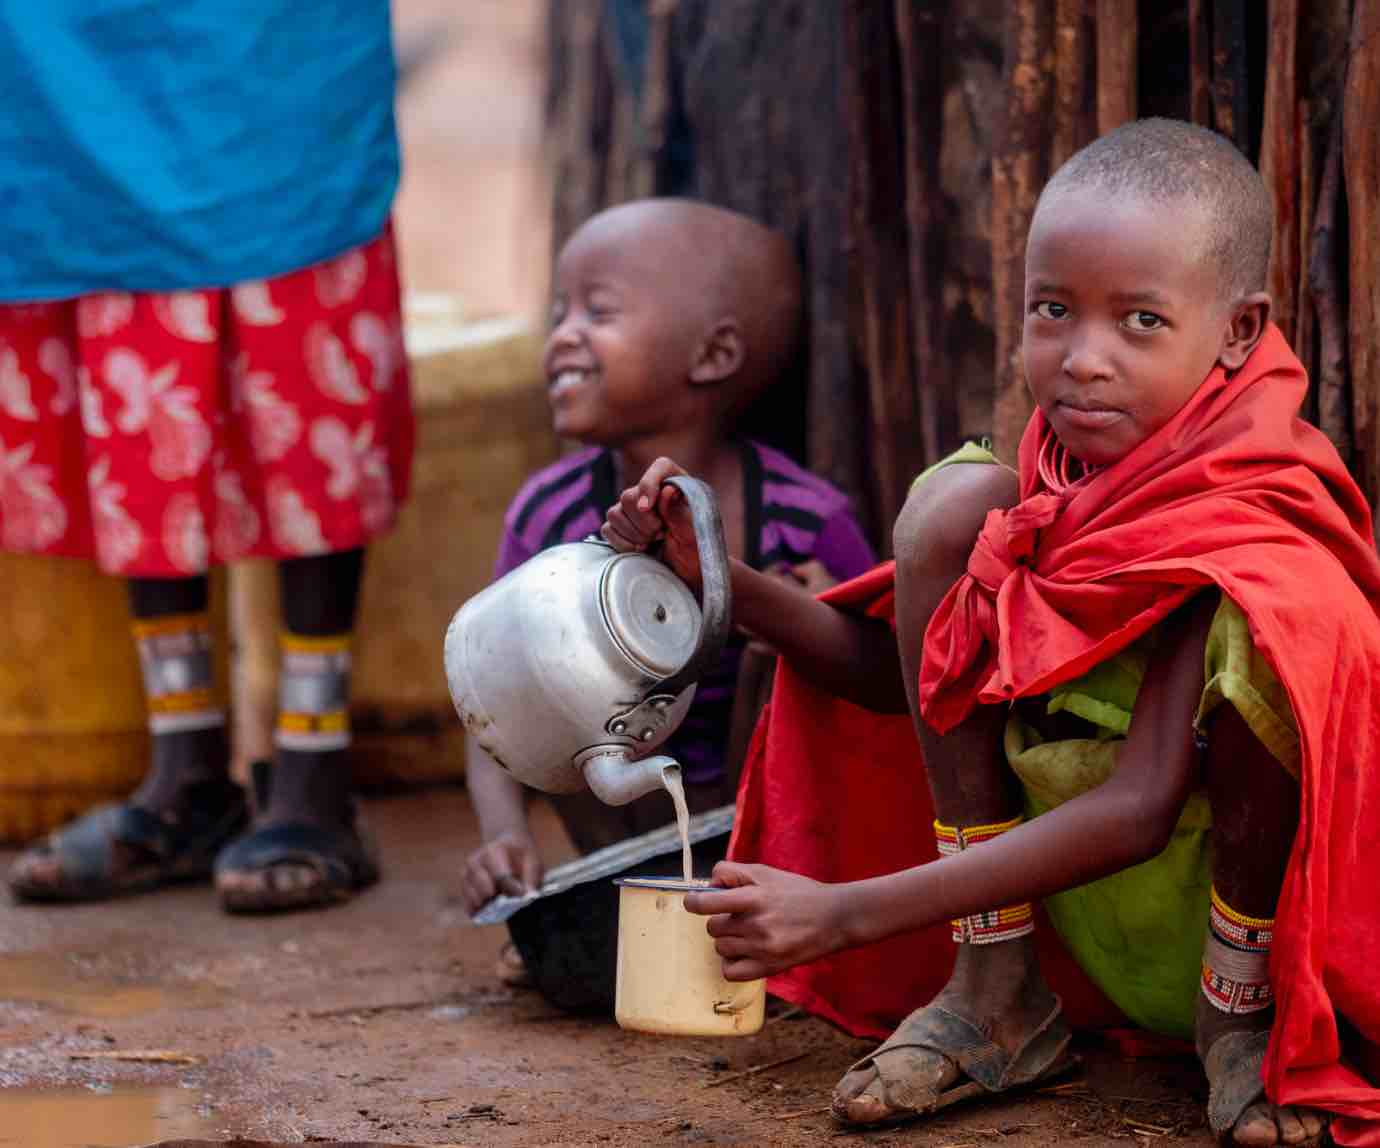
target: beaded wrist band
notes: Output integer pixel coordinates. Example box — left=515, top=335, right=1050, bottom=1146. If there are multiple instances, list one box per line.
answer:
left=276, top=632, right=352, bottom=752
left=132, top=613, right=225, bottom=735
left=1201, top=886, right=1275, bottom=1015
left=934, top=816, right=1036, bottom=945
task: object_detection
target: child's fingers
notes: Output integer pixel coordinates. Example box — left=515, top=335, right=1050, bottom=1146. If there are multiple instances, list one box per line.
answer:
left=709, top=933, right=760, bottom=959
left=600, top=515, right=647, bottom=553
left=613, top=485, right=670, bottom=539
left=519, top=850, right=543, bottom=894
left=708, top=859, right=769, bottom=888
left=636, top=456, right=687, bottom=507
left=720, top=956, right=769, bottom=982
left=460, top=867, right=495, bottom=913
left=683, top=884, right=757, bottom=917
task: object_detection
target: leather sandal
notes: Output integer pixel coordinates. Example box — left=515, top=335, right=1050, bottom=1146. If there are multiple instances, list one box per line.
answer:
left=7, top=782, right=248, bottom=903
left=214, top=759, right=379, bottom=914
left=831, top=994, right=1077, bottom=1127
left=214, top=818, right=379, bottom=913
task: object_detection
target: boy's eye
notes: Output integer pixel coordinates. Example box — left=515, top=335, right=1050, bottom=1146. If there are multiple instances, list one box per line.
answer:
left=1123, top=310, right=1165, bottom=331
left=1033, top=301, right=1068, bottom=320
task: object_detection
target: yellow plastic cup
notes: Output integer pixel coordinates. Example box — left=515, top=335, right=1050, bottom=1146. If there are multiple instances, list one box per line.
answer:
left=613, top=877, right=765, bottom=1036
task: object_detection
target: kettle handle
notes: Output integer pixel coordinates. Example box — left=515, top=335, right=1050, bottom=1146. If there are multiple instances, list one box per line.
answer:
left=647, top=475, right=733, bottom=701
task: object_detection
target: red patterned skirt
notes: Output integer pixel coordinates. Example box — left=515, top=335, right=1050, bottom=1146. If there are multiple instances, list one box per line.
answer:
left=0, top=227, right=413, bottom=576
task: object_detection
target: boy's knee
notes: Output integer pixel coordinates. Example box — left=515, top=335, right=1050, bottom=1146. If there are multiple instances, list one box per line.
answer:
left=893, top=463, right=1019, bottom=579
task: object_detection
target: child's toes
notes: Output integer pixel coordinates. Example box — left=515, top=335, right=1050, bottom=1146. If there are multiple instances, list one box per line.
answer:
left=1231, top=1102, right=1281, bottom=1146
left=1295, top=1108, right=1326, bottom=1143
left=1276, top=1106, right=1326, bottom=1146
left=830, top=1045, right=957, bottom=1125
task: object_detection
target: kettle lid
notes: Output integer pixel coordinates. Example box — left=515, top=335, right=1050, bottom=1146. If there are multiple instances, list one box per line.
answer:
left=599, top=554, right=702, bottom=677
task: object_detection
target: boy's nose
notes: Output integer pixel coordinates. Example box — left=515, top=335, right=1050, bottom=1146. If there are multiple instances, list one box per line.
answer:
left=1061, top=336, right=1113, bottom=384
left=543, top=315, right=582, bottom=362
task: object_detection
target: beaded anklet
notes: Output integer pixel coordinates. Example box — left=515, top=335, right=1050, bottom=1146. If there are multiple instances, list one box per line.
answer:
left=132, top=612, right=225, bottom=734
left=934, top=816, right=1036, bottom=944
left=276, top=632, right=352, bottom=752
left=1201, top=886, right=1275, bottom=1015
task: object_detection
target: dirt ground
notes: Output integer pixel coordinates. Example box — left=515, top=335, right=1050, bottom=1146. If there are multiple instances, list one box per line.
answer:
left=0, top=785, right=1220, bottom=1147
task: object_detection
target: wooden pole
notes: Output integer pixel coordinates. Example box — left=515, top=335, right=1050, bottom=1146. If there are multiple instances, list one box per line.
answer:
left=896, top=1, right=952, bottom=467
left=1095, top=0, right=1137, bottom=133
left=991, top=0, right=1055, bottom=461
left=549, top=2, right=603, bottom=253
left=1309, top=96, right=1349, bottom=459
left=1344, top=0, right=1380, bottom=525
left=1211, top=0, right=1251, bottom=150
left=1297, top=0, right=1353, bottom=424
left=1294, top=97, right=1316, bottom=412
left=844, top=0, right=925, bottom=535
left=1052, top=0, right=1092, bottom=167
left=1260, top=0, right=1300, bottom=345
left=1188, top=0, right=1213, bottom=127
left=634, top=0, right=677, bottom=199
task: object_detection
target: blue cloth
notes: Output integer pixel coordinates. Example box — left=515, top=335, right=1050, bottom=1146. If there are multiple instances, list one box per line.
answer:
left=0, top=2, right=400, bottom=301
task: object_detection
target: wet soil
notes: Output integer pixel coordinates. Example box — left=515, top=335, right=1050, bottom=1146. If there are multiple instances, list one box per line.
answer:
left=0, top=787, right=1217, bottom=1147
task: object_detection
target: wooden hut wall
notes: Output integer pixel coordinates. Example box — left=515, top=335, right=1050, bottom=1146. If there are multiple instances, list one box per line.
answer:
left=547, top=0, right=1380, bottom=549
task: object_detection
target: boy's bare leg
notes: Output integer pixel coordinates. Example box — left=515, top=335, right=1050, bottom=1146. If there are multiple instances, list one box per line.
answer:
left=1199, top=707, right=1324, bottom=1146
left=835, top=463, right=1062, bottom=1121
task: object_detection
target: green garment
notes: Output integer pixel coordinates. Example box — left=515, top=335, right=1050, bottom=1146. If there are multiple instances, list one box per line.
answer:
left=915, top=444, right=1298, bottom=1037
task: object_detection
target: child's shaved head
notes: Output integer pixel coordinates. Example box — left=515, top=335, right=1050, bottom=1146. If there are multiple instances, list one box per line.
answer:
left=1037, top=118, right=1272, bottom=303
left=566, top=199, right=802, bottom=402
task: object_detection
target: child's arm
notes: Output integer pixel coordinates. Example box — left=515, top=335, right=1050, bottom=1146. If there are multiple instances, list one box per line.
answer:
left=683, top=594, right=1215, bottom=980
left=459, top=736, right=544, bottom=913
left=603, top=457, right=907, bottom=713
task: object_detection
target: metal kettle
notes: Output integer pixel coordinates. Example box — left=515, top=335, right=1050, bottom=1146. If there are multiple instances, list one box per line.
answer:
left=443, top=476, right=731, bottom=806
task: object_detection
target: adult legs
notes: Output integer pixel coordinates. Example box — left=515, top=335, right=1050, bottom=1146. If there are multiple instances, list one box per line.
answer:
left=214, top=547, right=378, bottom=911
left=833, top=463, right=1065, bottom=1123
left=8, top=574, right=245, bottom=898
left=1197, top=706, right=1324, bottom=1146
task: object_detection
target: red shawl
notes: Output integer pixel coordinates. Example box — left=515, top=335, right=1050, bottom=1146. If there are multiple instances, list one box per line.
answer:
left=729, top=326, right=1380, bottom=1143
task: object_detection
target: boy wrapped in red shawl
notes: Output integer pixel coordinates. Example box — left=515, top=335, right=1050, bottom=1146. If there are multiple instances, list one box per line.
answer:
left=602, top=119, right=1380, bottom=1147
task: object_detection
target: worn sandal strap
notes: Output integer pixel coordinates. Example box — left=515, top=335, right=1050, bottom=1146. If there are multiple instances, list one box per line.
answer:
left=213, top=820, right=379, bottom=888
left=30, top=791, right=247, bottom=889
left=1203, top=1028, right=1270, bottom=1136
left=846, top=994, right=1072, bottom=1097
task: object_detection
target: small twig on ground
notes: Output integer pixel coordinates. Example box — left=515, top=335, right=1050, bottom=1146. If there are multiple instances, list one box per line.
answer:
left=748, top=1103, right=833, bottom=1122
left=1036, top=1080, right=1092, bottom=1096
left=306, top=996, right=460, bottom=1019
left=68, top=1049, right=203, bottom=1065
left=701, top=1051, right=811, bottom=1088
left=763, top=1005, right=806, bottom=1026
left=1122, top=1116, right=1172, bottom=1136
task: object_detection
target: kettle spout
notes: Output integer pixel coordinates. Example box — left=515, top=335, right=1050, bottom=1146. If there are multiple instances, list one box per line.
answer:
left=580, top=750, right=679, bottom=806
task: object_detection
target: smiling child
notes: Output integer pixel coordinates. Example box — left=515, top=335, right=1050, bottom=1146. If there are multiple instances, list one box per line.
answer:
left=459, top=199, right=875, bottom=921
left=603, top=121, right=1380, bottom=1146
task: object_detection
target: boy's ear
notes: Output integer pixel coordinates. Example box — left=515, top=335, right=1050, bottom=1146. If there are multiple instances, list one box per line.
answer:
left=1218, top=292, right=1272, bottom=371
left=689, top=318, right=744, bottom=386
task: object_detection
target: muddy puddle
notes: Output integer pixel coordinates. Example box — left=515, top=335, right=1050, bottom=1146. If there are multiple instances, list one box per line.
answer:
left=0, top=954, right=221, bottom=1018
left=0, top=1084, right=217, bottom=1146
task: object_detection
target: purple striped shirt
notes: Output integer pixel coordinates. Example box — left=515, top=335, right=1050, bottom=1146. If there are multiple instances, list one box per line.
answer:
left=493, top=441, right=876, bottom=784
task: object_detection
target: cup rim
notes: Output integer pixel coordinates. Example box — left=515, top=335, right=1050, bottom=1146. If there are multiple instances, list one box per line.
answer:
left=613, top=876, right=714, bottom=892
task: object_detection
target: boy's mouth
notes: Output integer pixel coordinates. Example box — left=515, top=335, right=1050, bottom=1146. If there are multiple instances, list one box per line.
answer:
left=549, top=369, right=595, bottom=401
left=1055, top=399, right=1123, bottom=430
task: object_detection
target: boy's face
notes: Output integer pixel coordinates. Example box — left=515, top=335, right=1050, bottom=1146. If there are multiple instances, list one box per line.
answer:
left=542, top=215, right=703, bottom=445
left=1022, top=189, right=1234, bottom=467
